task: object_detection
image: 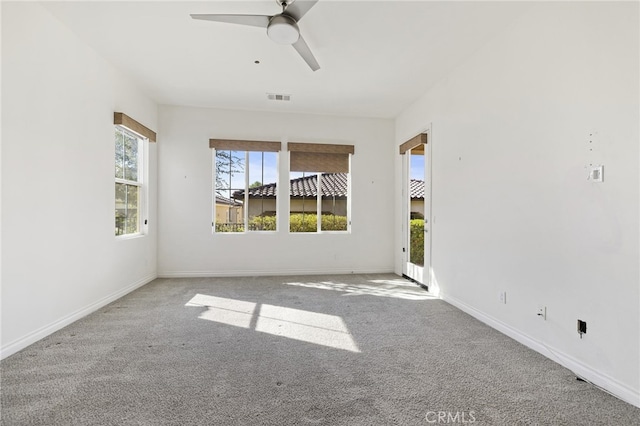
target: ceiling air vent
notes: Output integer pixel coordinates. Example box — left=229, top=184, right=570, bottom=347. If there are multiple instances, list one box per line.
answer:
left=267, top=93, right=291, bottom=101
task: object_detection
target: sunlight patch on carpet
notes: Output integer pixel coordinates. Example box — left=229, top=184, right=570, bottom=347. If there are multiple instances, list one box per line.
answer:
left=283, top=279, right=436, bottom=300
left=185, top=294, right=360, bottom=352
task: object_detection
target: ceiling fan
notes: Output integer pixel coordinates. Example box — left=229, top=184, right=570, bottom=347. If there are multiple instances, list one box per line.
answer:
left=191, top=0, right=320, bottom=71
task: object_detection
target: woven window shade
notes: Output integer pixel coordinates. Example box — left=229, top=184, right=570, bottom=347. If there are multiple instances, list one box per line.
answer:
left=209, top=139, right=281, bottom=152
left=290, top=152, right=349, bottom=173
left=288, top=142, right=354, bottom=154
left=288, top=142, right=354, bottom=173
left=114, top=112, right=156, bottom=142
left=399, top=133, right=427, bottom=154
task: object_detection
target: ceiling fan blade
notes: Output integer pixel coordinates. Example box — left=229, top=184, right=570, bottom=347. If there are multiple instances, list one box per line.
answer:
left=190, top=14, right=270, bottom=28
left=283, top=0, right=319, bottom=22
left=292, top=34, right=320, bottom=71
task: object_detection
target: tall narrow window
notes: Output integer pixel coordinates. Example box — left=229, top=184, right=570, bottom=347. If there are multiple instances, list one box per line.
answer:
left=288, top=143, right=354, bottom=233
left=211, top=139, right=281, bottom=233
left=113, top=112, right=155, bottom=237
left=115, top=126, right=143, bottom=236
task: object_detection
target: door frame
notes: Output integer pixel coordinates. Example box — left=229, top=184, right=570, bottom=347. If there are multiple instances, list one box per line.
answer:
left=402, top=125, right=432, bottom=288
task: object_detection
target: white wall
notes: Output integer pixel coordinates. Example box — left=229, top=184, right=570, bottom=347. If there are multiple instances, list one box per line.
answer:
left=1, top=2, right=158, bottom=358
left=395, top=2, right=639, bottom=406
left=158, top=105, right=394, bottom=276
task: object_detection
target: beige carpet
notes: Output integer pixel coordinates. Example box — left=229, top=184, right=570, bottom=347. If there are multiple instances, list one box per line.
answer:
left=2, top=274, right=638, bottom=425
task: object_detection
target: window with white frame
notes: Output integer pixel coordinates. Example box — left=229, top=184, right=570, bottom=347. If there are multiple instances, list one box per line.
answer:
left=288, top=143, right=354, bottom=233
left=115, top=125, right=145, bottom=236
left=211, top=139, right=281, bottom=233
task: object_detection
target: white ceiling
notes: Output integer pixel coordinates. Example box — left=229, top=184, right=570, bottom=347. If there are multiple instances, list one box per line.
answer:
left=42, top=1, right=531, bottom=118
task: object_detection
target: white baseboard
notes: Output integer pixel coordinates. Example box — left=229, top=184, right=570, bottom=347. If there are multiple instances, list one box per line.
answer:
left=442, top=293, right=640, bottom=409
left=157, top=267, right=395, bottom=278
left=1, top=274, right=157, bottom=360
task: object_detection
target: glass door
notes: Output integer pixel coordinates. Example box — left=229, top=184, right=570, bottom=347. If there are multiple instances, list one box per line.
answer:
left=403, top=139, right=430, bottom=286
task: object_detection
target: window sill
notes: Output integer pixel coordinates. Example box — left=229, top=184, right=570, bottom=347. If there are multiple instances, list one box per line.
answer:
left=289, top=231, right=351, bottom=235
left=213, top=231, right=278, bottom=235
left=115, top=233, right=146, bottom=241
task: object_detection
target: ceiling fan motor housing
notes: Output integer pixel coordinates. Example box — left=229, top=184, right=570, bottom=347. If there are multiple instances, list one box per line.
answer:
left=267, top=15, right=300, bottom=44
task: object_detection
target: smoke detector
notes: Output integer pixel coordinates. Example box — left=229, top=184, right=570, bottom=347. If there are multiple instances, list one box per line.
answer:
left=267, top=93, right=291, bottom=101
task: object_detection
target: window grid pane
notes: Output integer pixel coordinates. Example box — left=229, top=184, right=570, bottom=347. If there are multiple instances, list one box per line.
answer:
left=123, top=133, right=139, bottom=182
left=321, top=173, right=348, bottom=231
left=290, top=171, right=317, bottom=233
left=115, top=182, right=126, bottom=235
left=214, top=150, right=243, bottom=232
left=290, top=171, right=349, bottom=233
left=125, top=185, right=139, bottom=234
left=115, top=129, right=125, bottom=179
left=214, top=150, right=277, bottom=233
left=248, top=151, right=277, bottom=231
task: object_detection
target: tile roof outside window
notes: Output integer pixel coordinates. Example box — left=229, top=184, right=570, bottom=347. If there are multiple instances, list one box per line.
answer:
left=409, top=179, right=425, bottom=199
left=216, top=195, right=242, bottom=206
left=232, top=173, right=425, bottom=200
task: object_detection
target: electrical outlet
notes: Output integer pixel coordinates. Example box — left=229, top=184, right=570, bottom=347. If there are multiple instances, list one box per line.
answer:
left=589, top=165, right=604, bottom=182
left=577, top=320, right=587, bottom=338
left=499, top=291, right=507, bottom=304
left=537, top=306, right=547, bottom=320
